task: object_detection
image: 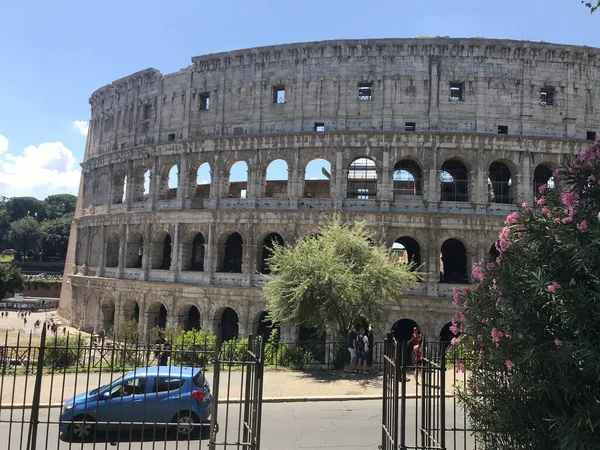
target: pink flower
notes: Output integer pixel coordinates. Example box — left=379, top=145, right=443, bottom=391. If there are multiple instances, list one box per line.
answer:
left=547, top=281, right=561, bottom=293
left=569, top=278, right=576, bottom=286
left=518, top=333, right=524, bottom=339
left=554, top=338, right=563, bottom=346
left=562, top=216, right=573, bottom=224
left=491, top=328, right=504, bottom=343
left=449, top=322, right=460, bottom=335
left=474, top=383, right=481, bottom=394
left=541, top=207, right=550, bottom=215
left=503, top=375, right=510, bottom=382
left=455, top=362, right=466, bottom=373
left=554, top=234, right=560, bottom=241
left=539, top=184, right=548, bottom=195
left=451, top=337, right=457, bottom=345
left=535, top=197, right=546, bottom=206
left=553, top=217, right=561, bottom=223
left=505, top=359, right=515, bottom=370
left=561, top=191, right=579, bottom=208
left=521, top=202, right=529, bottom=209
left=452, top=288, right=461, bottom=307
left=472, top=261, right=485, bottom=281
left=505, top=212, right=519, bottom=225
left=577, top=220, right=588, bottom=232
left=496, top=227, right=512, bottom=254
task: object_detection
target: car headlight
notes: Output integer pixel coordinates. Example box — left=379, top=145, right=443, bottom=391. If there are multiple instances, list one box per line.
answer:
left=62, top=404, right=74, bottom=415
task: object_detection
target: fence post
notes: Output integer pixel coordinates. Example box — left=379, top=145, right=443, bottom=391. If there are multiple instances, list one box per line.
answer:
left=440, top=342, right=446, bottom=450
left=26, top=323, right=46, bottom=450
left=208, top=334, right=222, bottom=450
left=399, top=341, right=406, bottom=450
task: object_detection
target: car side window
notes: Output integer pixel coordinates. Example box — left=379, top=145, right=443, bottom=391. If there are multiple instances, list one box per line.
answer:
left=153, top=377, right=185, bottom=393
left=109, top=377, right=146, bottom=398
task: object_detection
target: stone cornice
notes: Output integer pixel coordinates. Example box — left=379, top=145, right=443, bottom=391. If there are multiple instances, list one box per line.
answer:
left=80, top=131, right=588, bottom=171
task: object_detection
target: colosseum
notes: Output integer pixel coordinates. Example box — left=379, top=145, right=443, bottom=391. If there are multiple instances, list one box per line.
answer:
left=59, top=37, right=599, bottom=345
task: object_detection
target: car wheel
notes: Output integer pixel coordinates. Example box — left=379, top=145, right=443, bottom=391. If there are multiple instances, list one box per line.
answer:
left=174, top=411, right=198, bottom=438
left=70, top=415, right=95, bottom=441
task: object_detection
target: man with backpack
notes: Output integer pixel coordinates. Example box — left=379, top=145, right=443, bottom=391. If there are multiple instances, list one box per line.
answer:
left=355, top=328, right=369, bottom=375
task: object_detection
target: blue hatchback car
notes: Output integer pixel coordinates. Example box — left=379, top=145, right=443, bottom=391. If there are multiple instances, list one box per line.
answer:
left=59, top=366, right=212, bottom=441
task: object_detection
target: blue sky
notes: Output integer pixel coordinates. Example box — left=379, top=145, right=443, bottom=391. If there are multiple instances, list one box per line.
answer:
left=0, top=0, right=597, bottom=199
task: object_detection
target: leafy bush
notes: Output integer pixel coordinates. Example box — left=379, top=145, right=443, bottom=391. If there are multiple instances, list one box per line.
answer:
left=451, top=143, right=600, bottom=449
left=44, top=334, right=88, bottom=368
left=108, top=320, right=140, bottom=346
left=171, top=329, right=217, bottom=367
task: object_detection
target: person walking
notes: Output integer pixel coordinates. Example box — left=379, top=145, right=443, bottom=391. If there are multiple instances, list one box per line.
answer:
left=356, top=328, right=369, bottom=375
left=409, top=327, right=423, bottom=383
left=346, top=326, right=358, bottom=373
left=153, top=331, right=171, bottom=366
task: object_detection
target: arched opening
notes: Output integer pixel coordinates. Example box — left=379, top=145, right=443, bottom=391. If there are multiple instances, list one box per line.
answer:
left=132, top=167, right=150, bottom=202
left=489, top=242, right=500, bottom=262
left=89, top=233, right=103, bottom=266
left=255, top=311, right=280, bottom=343
left=264, top=159, right=288, bottom=198
left=148, top=303, right=168, bottom=331
left=440, top=239, right=468, bottom=283
left=150, top=232, right=172, bottom=270
left=298, top=325, right=326, bottom=362
left=101, top=300, right=115, bottom=331
left=178, top=305, right=201, bottom=331
left=391, top=319, right=420, bottom=366
left=191, top=233, right=205, bottom=271
left=440, top=322, right=457, bottom=344
left=392, top=237, right=421, bottom=270
left=105, top=233, right=120, bottom=268
left=223, top=233, right=243, bottom=273
left=194, top=162, right=211, bottom=199
left=123, top=299, right=140, bottom=323
left=220, top=307, right=239, bottom=341
left=158, top=163, right=178, bottom=200
left=347, top=158, right=377, bottom=199
left=440, top=160, right=469, bottom=202
left=161, top=234, right=172, bottom=270
left=96, top=173, right=109, bottom=205
left=303, top=158, right=332, bottom=198
left=226, top=161, right=248, bottom=199
left=488, top=162, right=512, bottom=204
left=112, top=169, right=127, bottom=204
left=393, top=160, right=423, bottom=198
left=533, top=164, right=555, bottom=196
left=126, top=233, right=143, bottom=269
left=260, top=233, right=284, bottom=274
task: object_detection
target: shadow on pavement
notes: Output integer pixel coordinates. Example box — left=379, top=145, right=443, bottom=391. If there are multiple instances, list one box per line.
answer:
left=295, top=369, right=389, bottom=388
left=60, top=425, right=210, bottom=444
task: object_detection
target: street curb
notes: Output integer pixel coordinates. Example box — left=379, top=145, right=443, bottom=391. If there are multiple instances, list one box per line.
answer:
left=0, top=393, right=455, bottom=409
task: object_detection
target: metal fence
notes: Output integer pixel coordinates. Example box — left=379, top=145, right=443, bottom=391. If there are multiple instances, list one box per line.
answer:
left=0, top=325, right=264, bottom=449
left=380, top=335, right=481, bottom=450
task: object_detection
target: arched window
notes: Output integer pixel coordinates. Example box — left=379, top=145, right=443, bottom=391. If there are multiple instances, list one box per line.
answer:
left=220, top=307, right=239, bottom=341
left=255, top=311, right=280, bottom=343
left=161, top=234, right=172, bottom=270
left=392, top=237, right=421, bottom=271
left=193, top=162, right=211, bottom=199
left=106, top=233, right=120, bottom=268
left=96, top=173, right=109, bottom=205
left=126, top=233, right=144, bottom=268
left=440, top=239, right=468, bottom=283
left=180, top=305, right=201, bottom=331
left=303, top=158, right=332, bottom=198
left=101, top=299, right=115, bottom=331
left=112, top=169, right=127, bottom=204
left=191, top=233, right=205, bottom=271
left=347, top=158, right=377, bottom=199
left=158, top=163, right=178, bottom=200
left=89, top=233, right=102, bottom=266
left=533, top=164, right=555, bottom=197
left=148, top=303, right=168, bottom=330
left=440, top=160, right=469, bottom=202
left=488, top=162, right=512, bottom=204
left=393, top=160, right=423, bottom=197
left=260, top=233, right=284, bottom=274
left=226, top=161, right=248, bottom=199
left=265, top=159, right=288, bottom=198
left=132, top=167, right=150, bottom=202
left=223, top=233, right=243, bottom=273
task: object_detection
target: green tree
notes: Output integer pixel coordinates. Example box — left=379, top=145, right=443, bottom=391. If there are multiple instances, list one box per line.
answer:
left=451, top=143, right=600, bottom=449
left=39, top=213, right=73, bottom=258
left=0, top=209, right=10, bottom=247
left=263, top=217, right=418, bottom=342
left=43, top=194, right=76, bottom=220
left=8, top=216, right=41, bottom=257
left=0, top=263, right=24, bottom=299
left=3, top=197, right=46, bottom=222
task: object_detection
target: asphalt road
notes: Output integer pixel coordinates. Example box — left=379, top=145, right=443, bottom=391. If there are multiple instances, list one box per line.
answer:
left=0, top=400, right=475, bottom=450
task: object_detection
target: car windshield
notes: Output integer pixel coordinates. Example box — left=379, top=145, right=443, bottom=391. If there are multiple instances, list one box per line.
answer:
left=91, top=376, right=124, bottom=395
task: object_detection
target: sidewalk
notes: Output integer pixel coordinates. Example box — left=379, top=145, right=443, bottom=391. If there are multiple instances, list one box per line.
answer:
left=0, top=368, right=463, bottom=407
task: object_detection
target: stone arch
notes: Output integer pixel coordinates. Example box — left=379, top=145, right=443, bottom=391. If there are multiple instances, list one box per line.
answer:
left=158, top=161, right=179, bottom=200
left=392, top=236, right=421, bottom=270
left=439, top=322, right=456, bottom=344
left=489, top=242, right=500, bottom=262
left=101, top=298, right=115, bottom=331
left=393, top=159, right=423, bottom=198
left=215, top=307, right=239, bottom=341
left=220, top=232, right=243, bottom=273
left=263, top=159, right=288, bottom=198
left=533, top=163, right=555, bottom=196
left=190, top=161, right=211, bottom=199
left=122, top=297, right=140, bottom=323
left=347, top=157, right=377, bottom=199
left=132, top=165, right=150, bottom=202
left=391, top=318, right=420, bottom=343
left=88, top=233, right=102, bottom=266
left=224, top=160, right=248, bottom=198
left=96, top=172, right=110, bottom=205
left=440, top=238, right=468, bottom=283
left=440, top=159, right=469, bottom=202
left=488, top=161, right=513, bottom=204
left=303, top=157, right=332, bottom=198
left=151, top=231, right=172, bottom=270
left=112, top=168, right=127, bottom=204
left=147, top=301, right=168, bottom=331
left=83, top=175, right=95, bottom=208
left=254, top=311, right=280, bottom=343
left=126, top=231, right=143, bottom=268
left=177, top=304, right=202, bottom=331
left=105, top=232, right=120, bottom=268
left=260, top=233, right=284, bottom=274
left=182, top=232, right=205, bottom=272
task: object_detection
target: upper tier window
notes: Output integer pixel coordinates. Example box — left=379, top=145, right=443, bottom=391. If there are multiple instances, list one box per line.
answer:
left=449, top=82, right=464, bottom=102
left=200, top=92, right=210, bottom=110
left=358, top=82, right=373, bottom=101
left=143, top=104, right=152, bottom=120
left=273, top=86, right=285, bottom=104
left=540, top=87, right=554, bottom=106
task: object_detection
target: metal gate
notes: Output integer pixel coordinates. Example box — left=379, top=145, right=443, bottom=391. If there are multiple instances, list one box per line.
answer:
left=380, top=335, right=474, bottom=450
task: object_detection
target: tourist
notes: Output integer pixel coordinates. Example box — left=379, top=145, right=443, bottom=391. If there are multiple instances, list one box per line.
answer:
left=154, top=331, right=170, bottom=366
left=346, top=325, right=358, bottom=373
left=356, top=328, right=369, bottom=375
left=409, top=327, right=423, bottom=383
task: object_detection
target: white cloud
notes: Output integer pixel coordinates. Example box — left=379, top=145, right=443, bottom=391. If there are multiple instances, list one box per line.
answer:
left=0, top=134, right=81, bottom=198
left=73, top=121, right=89, bottom=136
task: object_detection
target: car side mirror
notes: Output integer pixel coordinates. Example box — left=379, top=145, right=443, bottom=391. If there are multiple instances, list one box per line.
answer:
left=101, top=391, right=111, bottom=400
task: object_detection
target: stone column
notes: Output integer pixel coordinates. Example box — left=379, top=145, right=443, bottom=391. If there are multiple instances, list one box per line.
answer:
left=333, top=150, right=344, bottom=209
left=107, top=164, right=114, bottom=211
left=98, top=225, right=107, bottom=277
left=125, top=160, right=134, bottom=210
left=142, top=224, right=151, bottom=280
left=177, top=157, right=188, bottom=208
left=379, top=149, right=392, bottom=207
left=172, top=224, right=181, bottom=282
left=522, top=155, right=531, bottom=202
left=150, top=157, right=159, bottom=211
left=206, top=223, right=216, bottom=283
left=118, top=224, right=126, bottom=278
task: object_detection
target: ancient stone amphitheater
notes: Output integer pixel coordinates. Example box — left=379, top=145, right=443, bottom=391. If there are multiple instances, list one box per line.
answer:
left=59, top=37, right=599, bottom=344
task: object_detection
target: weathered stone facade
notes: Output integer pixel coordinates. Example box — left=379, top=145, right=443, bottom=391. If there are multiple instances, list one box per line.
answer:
left=60, top=37, right=599, bottom=343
